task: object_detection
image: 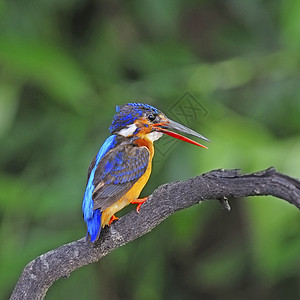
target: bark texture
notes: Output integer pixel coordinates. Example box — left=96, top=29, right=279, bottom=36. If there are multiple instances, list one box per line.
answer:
left=10, top=167, right=300, bottom=300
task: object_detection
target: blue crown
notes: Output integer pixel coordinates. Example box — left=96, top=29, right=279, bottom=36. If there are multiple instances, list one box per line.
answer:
left=109, top=103, right=161, bottom=133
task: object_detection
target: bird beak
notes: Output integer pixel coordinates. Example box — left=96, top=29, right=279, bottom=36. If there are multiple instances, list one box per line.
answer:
left=153, top=118, right=210, bottom=149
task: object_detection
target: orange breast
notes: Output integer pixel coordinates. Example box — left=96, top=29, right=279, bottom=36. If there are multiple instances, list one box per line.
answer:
left=101, top=137, right=154, bottom=227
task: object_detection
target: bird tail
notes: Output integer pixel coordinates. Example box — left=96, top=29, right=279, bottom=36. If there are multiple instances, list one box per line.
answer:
left=86, top=209, right=102, bottom=242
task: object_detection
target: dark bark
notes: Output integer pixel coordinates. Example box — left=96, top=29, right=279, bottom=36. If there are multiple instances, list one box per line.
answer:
left=10, top=167, right=300, bottom=300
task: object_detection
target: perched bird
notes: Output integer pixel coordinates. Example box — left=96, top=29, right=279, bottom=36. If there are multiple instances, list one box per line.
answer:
left=82, top=103, right=209, bottom=242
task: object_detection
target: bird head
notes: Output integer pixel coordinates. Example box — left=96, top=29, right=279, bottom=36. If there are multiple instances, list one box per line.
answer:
left=109, top=103, right=209, bottom=148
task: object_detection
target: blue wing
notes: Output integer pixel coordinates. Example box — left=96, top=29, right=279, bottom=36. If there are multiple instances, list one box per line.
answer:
left=92, top=145, right=150, bottom=211
left=82, top=135, right=118, bottom=242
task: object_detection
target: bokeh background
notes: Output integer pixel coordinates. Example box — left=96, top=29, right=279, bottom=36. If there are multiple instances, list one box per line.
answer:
left=1, top=1, right=300, bottom=299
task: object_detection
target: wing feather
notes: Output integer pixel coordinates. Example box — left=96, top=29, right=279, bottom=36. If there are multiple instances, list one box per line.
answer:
left=92, top=144, right=150, bottom=211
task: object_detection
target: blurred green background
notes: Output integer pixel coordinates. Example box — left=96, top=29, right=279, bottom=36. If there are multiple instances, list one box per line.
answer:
left=1, top=0, right=300, bottom=299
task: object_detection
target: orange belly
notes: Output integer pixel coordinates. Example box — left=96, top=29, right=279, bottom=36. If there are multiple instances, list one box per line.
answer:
left=101, top=138, right=154, bottom=227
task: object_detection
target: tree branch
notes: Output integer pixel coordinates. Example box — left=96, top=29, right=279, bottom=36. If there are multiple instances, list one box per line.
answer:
left=10, top=167, right=300, bottom=300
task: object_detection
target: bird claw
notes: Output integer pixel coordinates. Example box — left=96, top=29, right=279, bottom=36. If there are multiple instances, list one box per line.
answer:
left=130, top=197, right=149, bottom=213
left=108, top=215, right=119, bottom=225
left=136, top=203, right=142, bottom=213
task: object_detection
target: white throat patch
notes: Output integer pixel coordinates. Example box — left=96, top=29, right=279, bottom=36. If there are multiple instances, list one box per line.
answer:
left=118, top=123, right=137, bottom=137
left=147, top=131, right=163, bottom=142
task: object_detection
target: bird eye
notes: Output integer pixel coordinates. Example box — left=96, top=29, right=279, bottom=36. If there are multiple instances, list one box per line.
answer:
left=147, top=113, right=156, bottom=122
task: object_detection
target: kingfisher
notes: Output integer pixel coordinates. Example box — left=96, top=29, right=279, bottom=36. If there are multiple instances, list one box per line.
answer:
left=82, top=103, right=209, bottom=242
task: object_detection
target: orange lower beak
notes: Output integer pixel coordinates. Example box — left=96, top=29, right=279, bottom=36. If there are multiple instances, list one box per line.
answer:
left=154, top=118, right=209, bottom=149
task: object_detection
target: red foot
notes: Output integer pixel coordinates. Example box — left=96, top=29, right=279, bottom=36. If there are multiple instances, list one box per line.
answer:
left=130, top=197, right=149, bottom=213
left=108, top=215, right=119, bottom=225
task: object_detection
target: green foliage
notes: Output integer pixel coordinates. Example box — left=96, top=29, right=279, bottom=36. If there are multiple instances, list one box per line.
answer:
left=0, top=0, right=299, bottom=299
